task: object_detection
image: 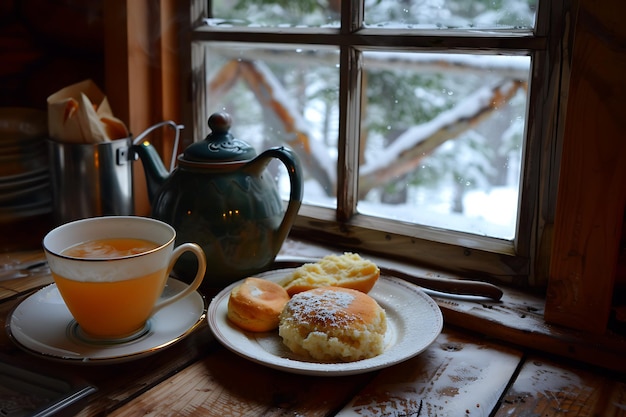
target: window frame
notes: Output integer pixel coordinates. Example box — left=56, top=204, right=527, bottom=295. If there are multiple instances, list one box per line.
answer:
left=185, top=0, right=562, bottom=288
left=103, top=0, right=625, bottom=340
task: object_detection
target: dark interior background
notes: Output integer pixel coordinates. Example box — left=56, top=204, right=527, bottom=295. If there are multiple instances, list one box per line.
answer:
left=0, top=0, right=104, bottom=250
left=0, top=0, right=104, bottom=110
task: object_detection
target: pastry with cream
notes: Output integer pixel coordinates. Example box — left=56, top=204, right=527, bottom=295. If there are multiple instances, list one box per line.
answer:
left=281, top=252, right=380, bottom=296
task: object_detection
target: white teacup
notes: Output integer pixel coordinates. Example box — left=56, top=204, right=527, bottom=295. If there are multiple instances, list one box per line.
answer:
left=43, top=216, right=206, bottom=340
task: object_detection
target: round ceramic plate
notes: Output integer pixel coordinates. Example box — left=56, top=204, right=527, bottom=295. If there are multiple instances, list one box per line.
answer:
left=7, top=278, right=206, bottom=364
left=207, top=270, right=443, bottom=376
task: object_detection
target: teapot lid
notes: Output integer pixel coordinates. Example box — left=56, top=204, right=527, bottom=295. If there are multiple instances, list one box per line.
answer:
left=183, top=112, right=257, bottom=162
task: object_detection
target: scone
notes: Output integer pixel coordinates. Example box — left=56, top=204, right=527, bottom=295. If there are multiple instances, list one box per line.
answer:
left=278, top=286, right=387, bottom=362
left=282, top=252, right=380, bottom=296
left=227, top=277, right=290, bottom=332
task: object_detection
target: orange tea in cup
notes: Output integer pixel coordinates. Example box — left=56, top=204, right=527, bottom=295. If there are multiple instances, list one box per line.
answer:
left=52, top=238, right=162, bottom=338
left=62, top=238, right=159, bottom=258
left=43, top=216, right=206, bottom=340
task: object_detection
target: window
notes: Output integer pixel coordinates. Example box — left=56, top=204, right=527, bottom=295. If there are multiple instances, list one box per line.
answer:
left=185, top=0, right=563, bottom=287
left=102, top=0, right=624, bottom=367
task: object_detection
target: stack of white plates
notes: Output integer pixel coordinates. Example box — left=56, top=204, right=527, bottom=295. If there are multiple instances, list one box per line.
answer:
left=0, top=108, right=51, bottom=222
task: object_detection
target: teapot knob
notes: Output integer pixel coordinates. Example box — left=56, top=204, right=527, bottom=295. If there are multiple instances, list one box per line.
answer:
left=183, top=111, right=256, bottom=162
left=208, top=112, right=232, bottom=133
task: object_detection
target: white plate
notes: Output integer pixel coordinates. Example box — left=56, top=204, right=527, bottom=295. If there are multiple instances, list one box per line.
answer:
left=7, top=278, right=206, bottom=364
left=207, top=270, right=443, bottom=376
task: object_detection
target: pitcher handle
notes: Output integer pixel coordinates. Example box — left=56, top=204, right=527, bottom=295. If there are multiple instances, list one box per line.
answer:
left=132, top=120, right=184, bottom=172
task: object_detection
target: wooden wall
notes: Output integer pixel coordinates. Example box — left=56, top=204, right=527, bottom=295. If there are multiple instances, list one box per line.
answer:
left=546, top=0, right=626, bottom=333
left=0, top=1, right=104, bottom=251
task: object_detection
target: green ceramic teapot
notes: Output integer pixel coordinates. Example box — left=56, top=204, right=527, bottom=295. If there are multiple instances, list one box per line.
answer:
left=132, top=112, right=303, bottom=288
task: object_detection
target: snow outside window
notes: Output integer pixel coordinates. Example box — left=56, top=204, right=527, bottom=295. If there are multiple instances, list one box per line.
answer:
left=193, top=0, right=556, bottom=285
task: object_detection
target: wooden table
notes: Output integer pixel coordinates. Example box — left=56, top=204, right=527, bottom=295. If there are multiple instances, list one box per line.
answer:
left=0, top=250, right=624, bottom=416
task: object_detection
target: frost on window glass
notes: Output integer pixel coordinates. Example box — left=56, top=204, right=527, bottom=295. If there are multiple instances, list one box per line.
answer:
left=208, top=0, right=340, bottom=28
left=208, top=0, right=537, bottom=30
left=365, top=0, right=537, bottom=29
left=357, top=52, right=530, bottom=239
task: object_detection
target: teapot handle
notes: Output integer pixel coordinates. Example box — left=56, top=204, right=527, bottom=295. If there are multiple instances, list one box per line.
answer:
left=248, top=146, right=303, bottom=251
left=132, top=120, right=184, bottom=173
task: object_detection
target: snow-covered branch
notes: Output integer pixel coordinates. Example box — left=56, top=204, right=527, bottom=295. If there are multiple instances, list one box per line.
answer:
left=237, top=61, right=337, bottom=191
left=206, top=46, right=529, bottom=80
left=206, top=58, right=526, bottom=198
left=358, top=80, right=526, bottom=196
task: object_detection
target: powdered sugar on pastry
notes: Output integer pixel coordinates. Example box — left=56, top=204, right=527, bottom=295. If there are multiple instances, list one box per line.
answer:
left=279, top=287, right=387, bottom=362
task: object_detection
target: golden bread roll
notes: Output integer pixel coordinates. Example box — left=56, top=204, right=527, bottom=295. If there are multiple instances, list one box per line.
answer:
left=227, top=277, right=290, bottom=332
left=282, top=252, right=380, bottom=296
left=278, top=286, right=387, bottom=362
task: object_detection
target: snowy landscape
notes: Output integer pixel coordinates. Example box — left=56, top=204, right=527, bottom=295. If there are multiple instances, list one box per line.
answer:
left=206, top=0, right=537, bottom=241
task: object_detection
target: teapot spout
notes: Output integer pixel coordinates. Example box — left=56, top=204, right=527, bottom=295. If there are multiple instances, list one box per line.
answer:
left=132, top=141, right=171, bottom=203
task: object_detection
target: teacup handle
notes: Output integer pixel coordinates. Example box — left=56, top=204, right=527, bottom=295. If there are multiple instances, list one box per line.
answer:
left=151, top=243, right=206, bottom=314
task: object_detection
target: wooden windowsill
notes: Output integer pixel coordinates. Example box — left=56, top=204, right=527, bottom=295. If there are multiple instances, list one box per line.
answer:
left=278, top=237, right=626, bottom=373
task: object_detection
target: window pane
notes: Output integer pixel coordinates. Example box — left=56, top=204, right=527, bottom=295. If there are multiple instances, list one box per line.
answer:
left=209, top=0, right=340, bottom=27
left=201, top=43, right=339, bottom=206
left=358, top=52, right=530, bottom=240
left=364, top=0, right=538, bottom=29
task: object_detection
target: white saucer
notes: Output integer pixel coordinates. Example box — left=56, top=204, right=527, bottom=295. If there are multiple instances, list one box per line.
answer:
left=7, top=278, right=206, bottom=364
left=207, top=270, right=443, bottom=376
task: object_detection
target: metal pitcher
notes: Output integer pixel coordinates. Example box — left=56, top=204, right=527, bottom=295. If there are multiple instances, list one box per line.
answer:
left=47, top=121, right=181, bottom=225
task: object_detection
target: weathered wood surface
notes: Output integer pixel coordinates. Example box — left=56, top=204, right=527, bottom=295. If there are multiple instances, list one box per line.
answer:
left=0, top=251, right=51, bottom=298
left=73, top=327, right=216, bottom=417
left=0, top=248, right=625, bottom=416
left=495, top=356, right=626, bottom=417
left=108, top=347, right=375, bottom=417
left=108, top=327, right=522, bottom=417
left=337, top=329, right=522, bottom=417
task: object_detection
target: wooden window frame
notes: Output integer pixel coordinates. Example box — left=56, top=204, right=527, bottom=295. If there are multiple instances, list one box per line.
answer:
left=103, top=0, right=626, bottom=369
left=186, top=3, right=550, bottom=285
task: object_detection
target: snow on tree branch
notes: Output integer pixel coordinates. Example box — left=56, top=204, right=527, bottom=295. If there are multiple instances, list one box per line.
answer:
left=206, top=58, right=526, bottom=198
left=358, top=80, right=526, bottom=195
left=238, top=61, right=337, bottom=191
